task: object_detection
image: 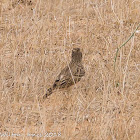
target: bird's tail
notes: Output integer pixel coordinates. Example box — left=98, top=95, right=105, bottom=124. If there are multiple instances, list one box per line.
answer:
left=43, top=87, right=53, bottom=99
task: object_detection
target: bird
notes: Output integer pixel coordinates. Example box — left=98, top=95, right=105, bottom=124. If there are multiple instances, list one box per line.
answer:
left=43, top=48, right=85, bottom=100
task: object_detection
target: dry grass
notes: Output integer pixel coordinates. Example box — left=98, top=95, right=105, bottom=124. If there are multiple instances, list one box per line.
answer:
left=0, top=0, right=140, bottom=139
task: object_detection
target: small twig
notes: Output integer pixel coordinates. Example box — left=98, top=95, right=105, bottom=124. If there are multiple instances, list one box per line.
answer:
left=114, top=23, right=140, bottom=71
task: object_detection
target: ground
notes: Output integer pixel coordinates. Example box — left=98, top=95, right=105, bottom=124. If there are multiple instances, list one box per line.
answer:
left=0, top=0, right=140, bottom=139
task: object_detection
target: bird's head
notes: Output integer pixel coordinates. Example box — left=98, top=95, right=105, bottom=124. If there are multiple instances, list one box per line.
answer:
left=71, top=48, right=82, bottom=63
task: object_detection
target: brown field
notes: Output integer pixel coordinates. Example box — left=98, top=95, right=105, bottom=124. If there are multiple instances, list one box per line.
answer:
left=0, top=0, right=140, bottom=139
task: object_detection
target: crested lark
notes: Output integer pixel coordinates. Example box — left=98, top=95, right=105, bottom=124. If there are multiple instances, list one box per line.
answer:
left=43, top=48, right=85, bottom=99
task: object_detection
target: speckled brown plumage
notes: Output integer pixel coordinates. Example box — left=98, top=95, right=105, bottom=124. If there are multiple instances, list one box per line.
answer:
left=43, top=48, right=85, bottom=99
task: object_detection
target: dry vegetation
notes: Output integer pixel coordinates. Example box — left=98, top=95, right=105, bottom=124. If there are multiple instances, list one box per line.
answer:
left=0, top=0, right=140, bottom=139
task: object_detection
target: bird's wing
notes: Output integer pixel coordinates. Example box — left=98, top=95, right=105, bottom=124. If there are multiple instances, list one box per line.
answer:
left=52, top=66, right=72, bottom=89
left=52, top=64, right=85, bottom=89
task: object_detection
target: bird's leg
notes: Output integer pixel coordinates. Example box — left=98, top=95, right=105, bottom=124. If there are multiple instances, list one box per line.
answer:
left=64, top=91, right=69, bottom=99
